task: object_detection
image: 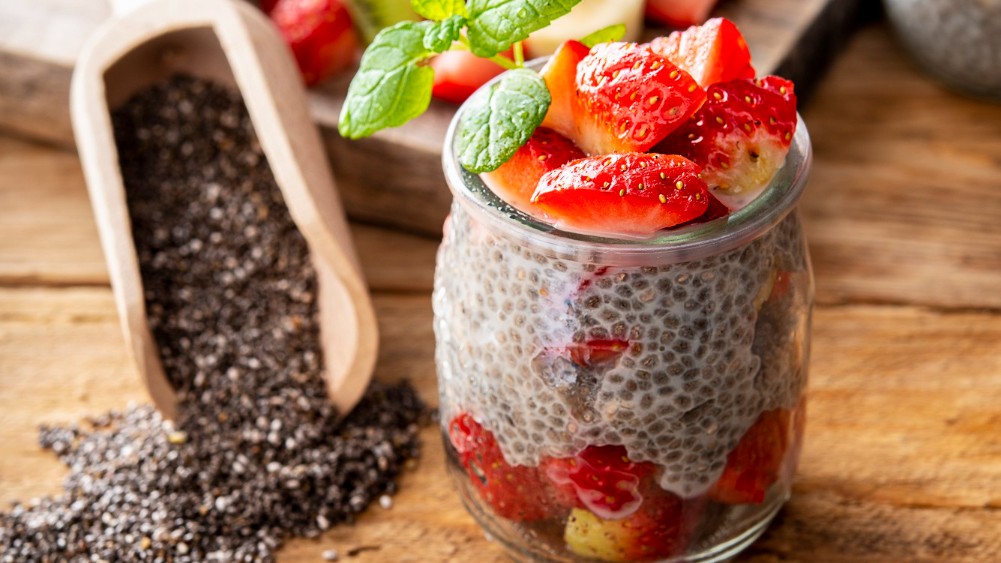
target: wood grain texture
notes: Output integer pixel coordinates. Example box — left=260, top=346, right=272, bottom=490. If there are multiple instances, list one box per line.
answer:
left=0, top=0, right=866, bottom=234
left=801, top=27, right=1001, bottom=310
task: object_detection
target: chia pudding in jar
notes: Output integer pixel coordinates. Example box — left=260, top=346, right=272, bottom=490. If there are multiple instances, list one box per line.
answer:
left=884, top=0, right=1001, bottom=101
left=433, top=88, right=814, bottom=563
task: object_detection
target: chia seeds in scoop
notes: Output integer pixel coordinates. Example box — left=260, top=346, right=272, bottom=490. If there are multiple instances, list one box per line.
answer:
left=0, top=74, right=429, bottom=562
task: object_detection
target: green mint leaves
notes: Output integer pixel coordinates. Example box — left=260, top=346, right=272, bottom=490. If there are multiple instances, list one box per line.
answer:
left=412, top=0, right=467, bottom=20
left=466, top=0, right=579, bottom=58
left=340, top=0, right=609, bottom=173
left=338, top=21, right=439, bottom=139
left=580, top=24, right=627, bottom=48
left=456, top=69, right=550, bottom=173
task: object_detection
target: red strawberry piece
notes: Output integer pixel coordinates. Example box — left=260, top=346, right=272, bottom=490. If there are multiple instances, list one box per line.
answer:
left=572, top=42, right=706, bottom=154
left=447, top=413, right=559, bottom=521
left=565, top=492, right=704, bottom=562
left=540, top=39, right=592, bottom=143
left=431, top=49, right=512, bottom=104
left=258, top=0, right=280, bottom=13
left=481, top=127, right=585, bottom=212
left=709, top=409, right=792, bottom=504
left=648, top=17, right=755, bottom=87
left=567, top=339, right=629, bottom=367
left=656, top=76, right=797, bottom=201
left=645, top=0, right=718, bottom=28
left=270, top=0, right=359, bottom=86
left=531, top=153, right=709, bottom=237
left=542, top=445, right=658, bottom=520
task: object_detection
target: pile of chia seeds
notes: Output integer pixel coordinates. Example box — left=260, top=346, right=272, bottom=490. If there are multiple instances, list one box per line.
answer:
left=0, top=74, right=429, bottom=561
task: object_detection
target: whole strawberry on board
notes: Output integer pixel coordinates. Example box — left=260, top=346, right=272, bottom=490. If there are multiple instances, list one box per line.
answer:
left=270, top=0, right=359, bottom=86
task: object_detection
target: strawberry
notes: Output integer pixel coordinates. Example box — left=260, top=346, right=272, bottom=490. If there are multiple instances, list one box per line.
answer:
left=567, top=339, right=629, bottom=367
left=431, top=50, right=510, bottom=104
left=481, top=127, right=585, bottom=212
left=531, top=153, right=709, bottom=237
left=709, top=409, right=792, bottom=505
left=563, top=492, right=702, bottom=561
left=541, top=445, right=657, bottom=520
left=540, top=40, right=592, bottom=143
left=648, top=17, right=755, bottom=88
left=447, top=413, right=561, bottom=521
left=572, top=42, right=706, bottom=154
left=656, top=76, right=797, bottom=200
left=271, top=0, right=359, bottom=86
left=645, top=0, right=718, bottom=28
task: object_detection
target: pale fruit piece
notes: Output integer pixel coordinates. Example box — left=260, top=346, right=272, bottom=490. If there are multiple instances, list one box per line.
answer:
left=524, top=0, right=645, bottom=57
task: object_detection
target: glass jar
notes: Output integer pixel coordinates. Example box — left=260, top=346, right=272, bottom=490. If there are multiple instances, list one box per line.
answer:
left=884, top=0, right=1001, bottom=102
left=434, top=100, right=813, bottom=561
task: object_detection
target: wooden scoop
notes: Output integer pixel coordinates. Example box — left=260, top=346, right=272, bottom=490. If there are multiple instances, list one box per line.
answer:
left=70, top=0, right=378, bottom=420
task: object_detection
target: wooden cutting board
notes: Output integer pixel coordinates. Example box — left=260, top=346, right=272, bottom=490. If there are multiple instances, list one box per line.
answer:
left=0, top=0, right=871, bottom=235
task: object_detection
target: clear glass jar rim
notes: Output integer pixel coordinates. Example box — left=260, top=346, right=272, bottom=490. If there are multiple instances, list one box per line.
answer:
left=441, top=79, right=813, bottom=263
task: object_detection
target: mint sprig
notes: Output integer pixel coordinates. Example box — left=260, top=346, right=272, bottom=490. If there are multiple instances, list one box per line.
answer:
left=580, top=24, right=627, bottom=48
left=340, top=0, right=635, bottom=173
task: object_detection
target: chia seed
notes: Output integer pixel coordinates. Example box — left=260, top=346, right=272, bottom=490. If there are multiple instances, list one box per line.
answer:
left=0, top=74, right=429, bottom=561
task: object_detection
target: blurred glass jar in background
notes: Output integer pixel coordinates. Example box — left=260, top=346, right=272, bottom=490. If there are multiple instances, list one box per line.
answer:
left=884, top=0, right=1001, bottom=101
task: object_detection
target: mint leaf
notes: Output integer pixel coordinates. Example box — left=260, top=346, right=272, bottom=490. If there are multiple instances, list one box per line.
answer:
left=580, top=23, right=626, bottom=48
left=412, top=0, right=467, bottom=20
left=339, top=22, right=437, bottom=139
left=423, top=15, right=465, bottom=52
left=466, top=0, right=581, bottom=58
left=457, top=69, right=550, bottom=173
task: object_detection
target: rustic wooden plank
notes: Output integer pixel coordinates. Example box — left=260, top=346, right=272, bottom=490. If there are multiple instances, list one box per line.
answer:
left=2, top=286, right=1000, bottom=561
left=801, top=25, right=1001, bottom=310
left=0, top=0, right=866, bottom=234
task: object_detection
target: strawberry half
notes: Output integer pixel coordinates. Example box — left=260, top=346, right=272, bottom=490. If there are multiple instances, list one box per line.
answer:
left=709, top=409, right=792, bottom=505
left=564, top=495, right=700, bottom=562
left=572, top=42, right=706, bottom=154
left=656, top=76, right=797, bottom=201
left=447, top=413, right=562, bottom=521
left=481, top=127, right=585, bottom=212
left=531, top=153, right=709, bottom=237
left=648, top=17, right=755, bottom=88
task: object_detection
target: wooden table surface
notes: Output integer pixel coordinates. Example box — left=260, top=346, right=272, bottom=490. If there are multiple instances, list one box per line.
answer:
left=2, top=23, right=1000, bottom=561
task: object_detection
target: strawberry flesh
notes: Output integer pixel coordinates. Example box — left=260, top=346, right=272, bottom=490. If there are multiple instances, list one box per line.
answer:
left=645, top=0, right=718, bottom=28
left=540, top=40, right=592, bottom=143
left=447, top=413, right=562, bottom=521
left=656, top=76, right=797, bottom=203
left=567, top=339, right=629, bottom=367
left=532, top=153, right=709, bottom=237
left=648, top=17, right=755, bottom=87
left=542, top=445, right=657, bottom=520
left=573, top=42, right=706, bottom=154
left=481, top=127, right=585, bottom=212
left=709, top=409, right=792, bottom=504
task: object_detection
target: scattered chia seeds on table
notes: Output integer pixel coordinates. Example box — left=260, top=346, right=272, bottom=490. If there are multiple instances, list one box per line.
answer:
left=0, top=74, right=429, bottom=562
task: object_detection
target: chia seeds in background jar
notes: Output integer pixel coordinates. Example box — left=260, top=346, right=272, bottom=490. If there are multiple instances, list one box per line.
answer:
left=884, top=0, right=1001, bottom=101
left=0, top=74, right=429, bottom=562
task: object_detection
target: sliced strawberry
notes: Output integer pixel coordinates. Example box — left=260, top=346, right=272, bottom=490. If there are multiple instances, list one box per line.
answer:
left=709, top=409, right=792, bottom=505
left=648, top=17, right=755, bottom=88
left=542, top=445, right=658, bottom=520
left=540, top=39, right=592, bottom=143
left=564, top=493, right=702, bottom=561
left=567, top=339, right=629, bottom=367
left=532, top=153, right=709, bottom=237
left=573, top=42, right=706, bottom=154
left=431, top=49, right=510, bottom=104
left=645, top=0, right=718, bottom=28
left=271, top=0, right=359, bottom=86
left=447, top=413, right=560, bottom=521
left=657, top=76, right=797, bottom=201
left=481, top=127, right=585, bottom=212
